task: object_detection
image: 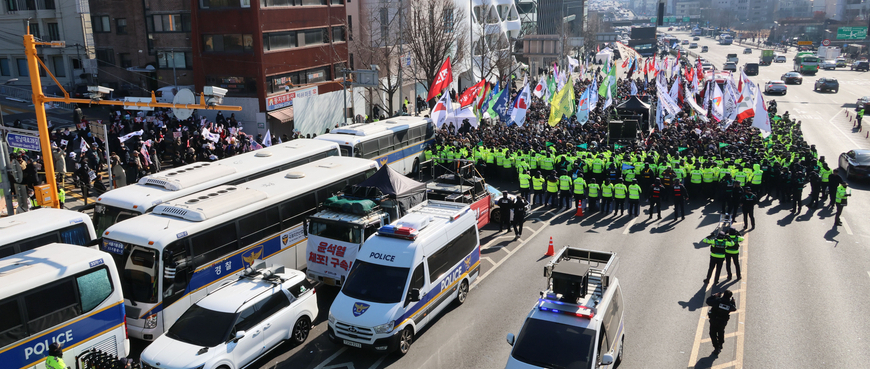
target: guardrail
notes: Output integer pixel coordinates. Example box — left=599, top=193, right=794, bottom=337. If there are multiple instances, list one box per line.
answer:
left=0, top=85, right=76, bottom=110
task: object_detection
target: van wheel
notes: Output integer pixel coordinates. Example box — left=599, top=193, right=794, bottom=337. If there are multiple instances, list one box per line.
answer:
left=396, top=326, right=414, bottom=356
left=490, top=209, right=501, bottom=224
left=456, top=279, right=469, bottom=305
left=291, top=316, right=311, bottom=344
left=615, top=336, right=624, bottom=367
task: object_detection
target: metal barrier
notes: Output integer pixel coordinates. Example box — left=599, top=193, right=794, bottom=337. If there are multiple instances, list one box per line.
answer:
left=76, top=349, right=141, bottom=369
left=0, top=85, right=75, bottom=110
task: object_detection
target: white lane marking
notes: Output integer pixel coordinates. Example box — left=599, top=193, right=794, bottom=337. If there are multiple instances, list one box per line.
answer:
left=622, top=217, right=637, bottom=235
left=828, top=108, right=865, bottom=148
left=367, top=356, right=387, bottom=369
left=313, top=347, right=348, bottom=369
left=843, top=219, right=854, bottom=235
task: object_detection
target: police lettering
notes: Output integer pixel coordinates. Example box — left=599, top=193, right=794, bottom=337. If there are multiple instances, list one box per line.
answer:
left=440, top=268, right=463, bottom=291
left=24, top=330, right=73, bottom=360
left=369, top=252, right=395, bottom=262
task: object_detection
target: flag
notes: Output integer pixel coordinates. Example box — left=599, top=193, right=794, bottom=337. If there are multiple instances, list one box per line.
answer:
left=548, top=77, right=576, bottom=126
left=719, top=142, right=730, bottom=148
left=678, top=147, right=688, bottom=152
left=576, top=86, right=590, bottom=125
left=80, top=139, right=89, bottom=153
left=202, top=128, right=220, bottom=142
left=614, top=144, right=625, bottom=150
left=546, top=75, right=557, bottom=102
left=711, top=83, right=724, bottom=121
left=567, top=55, right=580, bottom=71
left=481, top=82, right=499, bottom=113
left=459, top=80, right=485, bottom=107
left=751, top=87, right=771, bottom=134
left=432, top=91, right=452, bottom=128
left=118, top=130, right=144, bottom=143
left=621, top=163, right=634, bottom=170
left=426, top=57, right=453, bottom=101
left=263, top=129, right=272, bottom=147
left=656, top=96, right=664, bottom=130
left=577, top=143, right=588, bottom=149
left=140, top=145, right=151, bottom=165
left=510, top=82, right=531, bottom=126
left=723, top=81, right=739, bottom=125
left=589, top=78, right=599, bottom=107
left=488, top=86, right=510, bottom=122
left=533, top=76, right=548, bottom=98
left=603, top=86, right=613, bottom=110
left=669, top=78, right=679, bottom=102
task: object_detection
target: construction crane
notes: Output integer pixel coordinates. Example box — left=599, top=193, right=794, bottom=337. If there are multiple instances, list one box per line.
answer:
left=20, top=31, right=243, bottom=210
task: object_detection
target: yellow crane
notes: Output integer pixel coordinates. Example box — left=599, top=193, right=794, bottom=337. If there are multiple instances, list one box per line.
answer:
left=21, top=32, right=242, bottom=209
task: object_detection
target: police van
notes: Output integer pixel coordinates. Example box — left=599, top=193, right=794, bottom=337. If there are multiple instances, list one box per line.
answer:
left=505, top=247, right=625, bottom=369
left=327, top=201, right=480, bottom=355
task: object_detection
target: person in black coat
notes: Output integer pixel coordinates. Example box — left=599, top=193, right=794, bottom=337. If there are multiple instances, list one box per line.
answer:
left=512, top=195, right=528, bottom=237
left=706, top=290, right=737, bottom=354
left=497, top=192, right=514, bottom=233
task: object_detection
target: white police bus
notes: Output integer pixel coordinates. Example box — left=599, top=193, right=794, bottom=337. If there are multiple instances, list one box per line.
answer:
left=0, top=208, right=97, bottom=258
left=101, top=157, right=379, bottom=341
left=0, top=243, right=129, bottom=369
left=315, top=116, right=435, bottom=175
left=92, top=139, right=341, bottom=235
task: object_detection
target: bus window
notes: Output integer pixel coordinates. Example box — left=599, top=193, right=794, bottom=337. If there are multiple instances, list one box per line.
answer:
left=17, top=233, right=60, bottom=253
left=191, top=223, right=238, bottom=267
left=77, top=268, right=113, bottom=312
left=126, top=247, right=160, bottom=303
left=59, top=223, right=91, bottom=246
left=163, top=241, right=193, bottom=306
left=0, top=299, right=24, bottom=347
left=24, top=279, right=80, bottom=333
left=280, top=194, right=317, bottom=229
left=339, top=145, right=353, bottom=157
left=362, top=141, right=379, bottom=156
left=239, top=207, right=281, bottom=245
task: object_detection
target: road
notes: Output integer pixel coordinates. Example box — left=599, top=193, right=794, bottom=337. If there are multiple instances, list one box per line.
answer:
left=123, top=31, right=870, bottom=369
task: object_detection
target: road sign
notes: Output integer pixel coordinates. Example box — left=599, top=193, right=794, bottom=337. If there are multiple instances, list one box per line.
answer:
left=650, top=17, right=656, bottom=24
left=797, top=41, right=813, bottom=46
left=837, top=27, right=868, bottom=40
left=822, top=39, right=831, bottom=46
left=683, top=16, right=690, bottom=22
left=6, top=133, right=41, bottom=151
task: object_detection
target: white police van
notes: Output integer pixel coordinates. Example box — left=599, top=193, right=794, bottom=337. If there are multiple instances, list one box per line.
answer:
left=505, top=247, right=624, bottom=369
left=327, top=201, right=479, bottom=355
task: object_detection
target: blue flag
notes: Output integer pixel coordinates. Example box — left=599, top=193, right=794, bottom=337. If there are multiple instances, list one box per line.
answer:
left=621, top=163, right=635, bottom=171
left=576, top=86, right=590, bottom=125
left=481, top=81, right=499, bottom=115
left=492, top=86, right=511, bottom=122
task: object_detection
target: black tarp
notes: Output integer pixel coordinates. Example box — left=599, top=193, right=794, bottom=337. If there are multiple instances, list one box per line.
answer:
left=353, top=165, right=426, bottom=219
left=616, top=95, right=651, bottom=111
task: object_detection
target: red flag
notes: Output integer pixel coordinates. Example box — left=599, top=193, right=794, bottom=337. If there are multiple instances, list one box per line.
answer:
left=459, top=80, right=485, bottom=107
left=476, top=82, right=491, bottom=110
left=427, top=57, right=453, bottom=101
left=622, top=58, right=630, bottom=68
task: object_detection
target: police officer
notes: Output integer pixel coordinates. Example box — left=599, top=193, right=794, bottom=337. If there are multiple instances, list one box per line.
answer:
left=573, top=173, right=587, bottom=213
left=518, top=170, right=531, bottom=200
left=808, top=169, right=821, bottom=208
left=827, top=168, right=842, bottom=208
left=600, top=179, right=614, bottom=214
left=46, top=343, right=65, bottom=369
left=587, top=178, right=600, bottom=213
left=723, top=224, right=744, bottom=281
left=703, top=232, right=732, bottom=284
left=512, top=195, right=528, bottom=237
left=834, top=182, right=850, bottom=227
left=545, top=171, right=559, bottom=207
left=498, top=192, right=514, bottom=232
left=558, top=170, right=573, bottom=209
left=628, top=179, right=642, bottom=217
left=672, top=179, right=688, bottom=220
left=613, top=179, right=628, bottom=216
left=741, top=187, right=758, bottom=229
left=648, top=178, right=663, bottom=220
left=706, top=290, right=737, bottom=354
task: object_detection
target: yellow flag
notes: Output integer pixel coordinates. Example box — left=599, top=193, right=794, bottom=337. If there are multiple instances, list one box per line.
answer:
left=547, top=77, right=575, bottom=126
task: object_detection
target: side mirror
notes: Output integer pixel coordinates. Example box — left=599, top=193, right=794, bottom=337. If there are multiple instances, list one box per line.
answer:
left=600, top=353, right=615, bottom=366
left=408, top=288, right=421, bottom=302
left=506, top=333, right=515, bottom=346
left=233, top=330, right=246, bottom=342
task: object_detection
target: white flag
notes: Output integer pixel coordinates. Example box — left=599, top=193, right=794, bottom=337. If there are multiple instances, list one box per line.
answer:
left=533, top=76, right=548, bottom=99
left=751, top=87, right=771, bottom=134
left=263, top=129, right=272, bottom=147
left=630, top=81, right=638, bottom=96
left=603, top=86, right=613, bottom=110
left=656, top=96, right=665, bottom=130
left=567, top=56, right=580, bottom=72
left=711, top=83, right=724, bottom=122
left=510, top=82, right=531, bottom=126
left=118, top=130, right=144, bottom=143
left=669, top=77, right=679, bottom=103
left=431, top=91, right=451, bottom=128
left=202, top=128, right=220, bottom=142
left=80, top=139, right=89, bottom=153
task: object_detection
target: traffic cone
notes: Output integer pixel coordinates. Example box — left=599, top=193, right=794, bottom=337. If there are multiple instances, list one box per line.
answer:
left=546, top=237, right=555, bottom=256
left=575, top=200, right=584, bottom=217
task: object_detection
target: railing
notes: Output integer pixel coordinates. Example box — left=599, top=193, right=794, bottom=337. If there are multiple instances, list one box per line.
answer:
left=0, top=85, right=75, bottom=110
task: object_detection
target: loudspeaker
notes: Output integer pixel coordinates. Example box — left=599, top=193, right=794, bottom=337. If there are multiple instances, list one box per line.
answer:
left=622, top=120, right=638, bottom=137
left=608, top=121, right=624, bottom=138
left=657, top=3, right=665, bottom=26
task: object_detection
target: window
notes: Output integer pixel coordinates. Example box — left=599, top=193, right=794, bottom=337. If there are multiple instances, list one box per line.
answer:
left=47, top=22, right=59, bottom=41
left=28, top=22, right=40, bottom=39
left=0, top=299, right=24, bottom=347
left=162, top=241, right=193, bottom=306
left=95, top=49, right=114, bottom=67
left=205, top=75, right=257, bottom=95
left=16, top=58, right=28, bottom=77
left=252, top=292, right=290, bottom=320
left=93, top=16, right=110, bottom=33
left=5, top=0, right=19, bottom=11
left=51, top=56, right=66, bottom=77
left=289, top=279, right=315, bottom=298
left=191, top=222, right=238, bottom=266
left=426, top=226, right=477, bottom=281
left=232, top=305, right=259, bottom=333
left=239, top=207, right=281, bottom=245
left=148, top=14, right=191, bottom=32
left=303, top=29, right=324, bottom=46
left=301, top=0, right=326, bottom=5
left=263, top=31, right=296, bottom=51
left=405, top=263, right=425, bottom=306
left=347, top=15, right=353, bottom=40
left=40, top=0, right=54, bottom=9
left=279, top=194, right=316, bottom=228
left=202, top=34, right=253, bottom=52
left=116, top=18, right=127, bottom=34
left=332, top=27, right=345, bottom=42
left=330, top=0, right=343, bottom=4
left=25, top=279, right=80, bottom=333
left=158, top=51, right=188, bottom=68
left=0, top=58, right=9, bottom=76
left=77, top=268, right=113, bottom=312
left=201, top=0, right=242, bottom=8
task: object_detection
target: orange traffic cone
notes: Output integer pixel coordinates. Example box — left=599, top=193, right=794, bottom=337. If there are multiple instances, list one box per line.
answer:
left=575, top=200, right=584, bottom=217
left=546, top=237, right=555, bottom=256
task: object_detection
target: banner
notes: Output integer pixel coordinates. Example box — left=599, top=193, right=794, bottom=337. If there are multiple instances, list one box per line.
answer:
left=576, top=86, right=591, bottom=125
left=684, top=86, right=709, bottom=123
left=432, top=91, right=453, bottom=128
left=427, top=57, right=453, bottom=101
left=306, top=237, right=359, bottom=280
left=510, top=82, right=531, bottom=126
left=118, top=130, right=144, bottom=143
left=751, top=87, right=771, bottom=134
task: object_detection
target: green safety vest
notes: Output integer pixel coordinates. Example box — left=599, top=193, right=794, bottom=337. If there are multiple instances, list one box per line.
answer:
left=820, top=168, right=832, bottom=183
left=46, top=356, right=65, bottom=369
left=573, top=177, right=586, bottom=194
left=592, top=159, right=604, bottom=173
left=495, top=152, right=505, bottom=165
left=559, top=175, right=571, bottom=191
left=519, top=173, right=531, bottom=189
left=614, top=184, right=627, bottom=199
left=546, top=179, right=559, bottom=193
left=702, top=168, right=715, bottom=183
left=503, top=155, right=513, bottom=168
left=628, top=184, right=641, bottom=199
left=601, top=183, right=613, bottom=198
left=725, top=236, right=744, bottom=254
left=704, top=238, right=731, bottom=258
left=588, top=183, right=600, bottom=197
left=751, top=169, right=763, bottom=185
left=58, top=189, right=65, bottom=203
left=532, top=177, right=544, bottom=190
left=836, top=185, right=847, bottom=203
left=690, top=169, right=703, bottom=184
left=541, top=157, right=554, bottom=170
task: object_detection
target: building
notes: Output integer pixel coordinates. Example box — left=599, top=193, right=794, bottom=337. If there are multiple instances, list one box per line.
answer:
left=775, top=0, right=813, bottom=19
left=191, top=0, right=348, bottom=136
left=675, top=0, right=701, bottom=18
left=0, top=0, right=96, bottom=91
left=537, top=0, right=585, bottom=37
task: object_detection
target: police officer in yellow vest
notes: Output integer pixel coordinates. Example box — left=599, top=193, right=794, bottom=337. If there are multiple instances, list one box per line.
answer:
left=628, top=179, right=642, bottom=217
left=558, top=171, right=572, bottom=209
left=613, top=179, right=628, bottom=216
left=58, top=188, right=66, bottom=209
left=703, top=232, right=733, bottom=284
left=573, top=174, right=587, bottom=212
left=46, top=343, right=65, bottom=369
left=518, top=170, right=531, bottom=200
left=689, top=166, right=704, bottom=201
left=531, top=171, right=545, bottom=206
left=545, top=171, right=560, bottom=207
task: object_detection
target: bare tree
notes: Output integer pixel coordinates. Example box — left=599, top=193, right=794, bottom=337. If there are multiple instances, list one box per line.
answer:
left=351, top=0, right=408, bottom=115
left=406, top=0, right=468, bottom=101
left=471, top=25, right=514, bottom=82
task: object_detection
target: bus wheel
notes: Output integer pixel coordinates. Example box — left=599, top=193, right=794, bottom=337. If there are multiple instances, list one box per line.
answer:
left=412, top=158, right=420, bottom=176
left=397, top=326, right=414, bottom=356
left=456, top=279, right=469, bottom=305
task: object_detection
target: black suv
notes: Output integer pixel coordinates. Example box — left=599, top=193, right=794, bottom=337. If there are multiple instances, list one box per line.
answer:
left=814, top=78, right=839, bottom=93
left=851, top=61, right=869, bottom=71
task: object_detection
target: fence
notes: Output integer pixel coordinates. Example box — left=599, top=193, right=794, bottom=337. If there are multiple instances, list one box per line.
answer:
left=0, top=85, right=76, bottom=110
left=76, top=349, right=142, bottom=369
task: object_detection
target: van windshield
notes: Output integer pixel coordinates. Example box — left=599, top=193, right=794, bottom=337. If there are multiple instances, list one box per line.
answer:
left=511, top=318, right=596, bottom=369
left=341, top=261, right=409, bottom=304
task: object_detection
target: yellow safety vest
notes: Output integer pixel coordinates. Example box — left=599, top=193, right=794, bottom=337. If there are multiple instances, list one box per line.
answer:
left=519, top=173, right=531, bottom=189
left=573, top=178, right=586, bottom=194
left=601, top=184, right=613, bottom=198
left=532, top=177, right=544, bottom=190
left=628, top=184, right=641, bottom=199
left=546, top=179, right=559, bottom=193
left=614, top=184, right=627, bottom=199
left=559, top=175, right=571, bottom=191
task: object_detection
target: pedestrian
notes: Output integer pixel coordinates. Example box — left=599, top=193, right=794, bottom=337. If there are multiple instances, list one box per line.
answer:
left=45, top=343, right=65, bottom=369
left=545, top=171, right=559, bottom=207
left=111, top=158, right=127, bottom=188
left=808, top=170, right=821, bottom=208
left=518, top=170, right=531, bottom=200
left=558, top=170, right=573, bottom=209
left=741, top=187, right=758, bottom=229
left=572, top=173, right=587, bottom=213
left=827, top=168, right=842, bottom=208
left=512, top=195, right=528, bottom=237
left=856, top=107, right=864, bottom=130
left=834, top=182, right=850, bottom=227
left=706, top=290, right=737, bottom=355
left=703, top=232, right=732, bottom=284
left=723, top=224, right=744, bottom=281
left=648, top=178, right=663, bottom=220
left=601, top=179, right=614, bottom=214
left=498, top=192, right=514, bottom=232
left=672, top=179, right=688, bottom=220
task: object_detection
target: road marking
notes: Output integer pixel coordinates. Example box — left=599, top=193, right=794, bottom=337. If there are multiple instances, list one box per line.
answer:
left=829, top=108, right=865, bottom=148
left=312, top=347, right=347, bottom=369
left=710, top=361, right=739, bottom=369
left=866, top=271, right=870, bottom=279
left=367, top=356, right=387, bottom=369
left=622, top=217, right=637, bottom=234
left=471, top=221, right=549, bottom=289
left=734, top=234, right=747, bottom=368
left=702, top=331, right=742, bottom=343
left=842, top=219, right=853, bottom=235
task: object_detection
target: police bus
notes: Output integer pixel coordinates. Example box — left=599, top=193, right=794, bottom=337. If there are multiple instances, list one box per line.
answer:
left=0, top=208, right=97, bottom=258
left=100, top=157, right=379, bottom=341
left=315, top=116, right=435, bottom=176
left=92, top=139, right=341, bottom=235
left=0, top=243, right=129, bottom=369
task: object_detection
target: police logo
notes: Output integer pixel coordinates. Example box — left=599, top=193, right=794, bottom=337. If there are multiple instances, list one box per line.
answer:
left=241, top=245, right=264, bottom=268
left=281, top=233, right=290, bottom=246
left=353, top=302, right=371, bottom=317
left=464, top=257, right=471, bottom=271
left=379, top=157, right=388, bottom=166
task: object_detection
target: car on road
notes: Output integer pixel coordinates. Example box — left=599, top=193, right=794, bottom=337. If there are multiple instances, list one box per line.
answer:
left=765, top=80, right=787, bottom=95
left=681, top=39, right=689, bottom=45
left=744, top=62, right=759, bottom=76
left=837, top=57, right=847, bottom=67
left=701, top=62, right=714, bottom=71
left=668, top=27, right=674, bottom=31
left=693, top=36, right=700, bottom=41
left=839, top=149, right=870, bottom=179
left=689, top=42, right=698, bottom=49
left=856, top=96, right=870, bottom=109
left=821, top=59, right=837, bottom=70
left=139, top=263, right=318, bottom=369
left=851, top=60, right=869, bottom=71
left=774, top=54, right=787, bottom=63
left=814, top=77, right=839, bottom=93
left=743, top=48, right=752, bottom=54
left=701, top=46, right=709, bottom=52
left=723, top=62, right=737, bottom=72
left=780, top=72, right=803, bottom=84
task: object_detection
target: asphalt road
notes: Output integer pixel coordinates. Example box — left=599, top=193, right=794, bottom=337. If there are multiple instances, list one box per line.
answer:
left=122, top=31, right=870, bottom=369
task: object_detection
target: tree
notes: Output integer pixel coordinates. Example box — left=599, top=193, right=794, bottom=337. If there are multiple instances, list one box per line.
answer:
left=471, top=25, right=514, bottom=82
left=406, top=0, right=468, bottom=101
left=351, top=0, right=407, bottom=116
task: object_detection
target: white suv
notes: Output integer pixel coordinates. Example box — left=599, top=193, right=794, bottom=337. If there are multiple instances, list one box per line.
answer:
left=140, top=263, right=318, bottom=369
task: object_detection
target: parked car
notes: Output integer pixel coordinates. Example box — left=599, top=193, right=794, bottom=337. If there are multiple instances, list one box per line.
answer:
left=681, top=39, right=689, bottom=45
left=836, top=58, right=847, bottom=67
left=839, top=149, right=870, bottom=179
left=764, top=81, right=787, bottom=95
left=689, top=42, right=698, bottom=49
left=701, top=46, right=709, bottom=52
left=851, top=60, right=869, bottom=71
left=856, top=96, right=870, bottom=109
left=780, top=72, right=803, bottom=84
left=774, top=55, right=787, bottom=63
left=814, top=77, right=839, bottom=93
left=743, top=48, right=752, bottom=54
left=821, top=59, right=837, bottom=70
left=723, top=62, right=737, bottom=72
left=693, top=36, right=700, bottom=41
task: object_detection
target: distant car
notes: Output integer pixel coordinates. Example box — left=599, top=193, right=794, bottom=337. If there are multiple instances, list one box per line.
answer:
left=693, top=36, right=700, bottom=41
left=701, top=62, right=714, bottom=71
left=856, top=96, right=870, bottom=109
left=744, top=62, right=759, bottom=76
left=774, top=55, right=787, bottom=63
left=668, top=27, right=674, bottom=31
left=814, top=77, right=839, bottom=93
left=681, top=39, right=689, bottom=45
left=821, top=59, right=837, bottom=70
left=837, top=58, right=847, bottom=67
left=689, top=42, right=698, bottom=49
left=765, top=81, right=787, bottom=95
left=743, top=48, right=752, bottom=54
left=851, top=60, right=869, bottom=71
left=723, top=62, right=737, bottom=72
left=839, top=149, right=870, bottom=179
left=780, top=72, right=803, bottom=84
left=701, top=45, right=709, bottom=52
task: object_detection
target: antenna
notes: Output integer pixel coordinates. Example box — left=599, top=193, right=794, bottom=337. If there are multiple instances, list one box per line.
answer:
left=172, top=88, right=195, bottom=120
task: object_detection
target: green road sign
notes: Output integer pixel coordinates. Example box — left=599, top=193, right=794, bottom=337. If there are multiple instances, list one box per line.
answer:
left=683, top=16, right=690, bottom=22
left=651, top=17, right=656, bottom=23
left=837, top=27, right=868, bottom=40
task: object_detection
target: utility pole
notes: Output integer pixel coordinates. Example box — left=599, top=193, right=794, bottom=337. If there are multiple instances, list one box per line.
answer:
left=397, top=0, right=404, bottom=116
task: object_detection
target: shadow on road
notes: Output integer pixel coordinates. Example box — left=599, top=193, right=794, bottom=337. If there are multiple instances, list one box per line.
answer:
left=678, top=284, right=708, bottom=311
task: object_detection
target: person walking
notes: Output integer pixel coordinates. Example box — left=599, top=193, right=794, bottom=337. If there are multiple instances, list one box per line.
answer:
left=834, top=182, right=850, bottom=227
left=45, top=343, right=65, bottom=369
left=512, top=195, right=528, bottom=237
left=741, top=187, right=758, bottom=229
left=648, top=179, right=663, bottom=220
left=723, top=226, right=744, bottom=281
left=628, top=179, right=642, bottom=217
left=497, top=192, right=514, bottom=232
left=672, top=179, right=688, bottom=220
left=703, top=232, right=732, bottom=284
left=706, top=290, right=737, bottom=354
